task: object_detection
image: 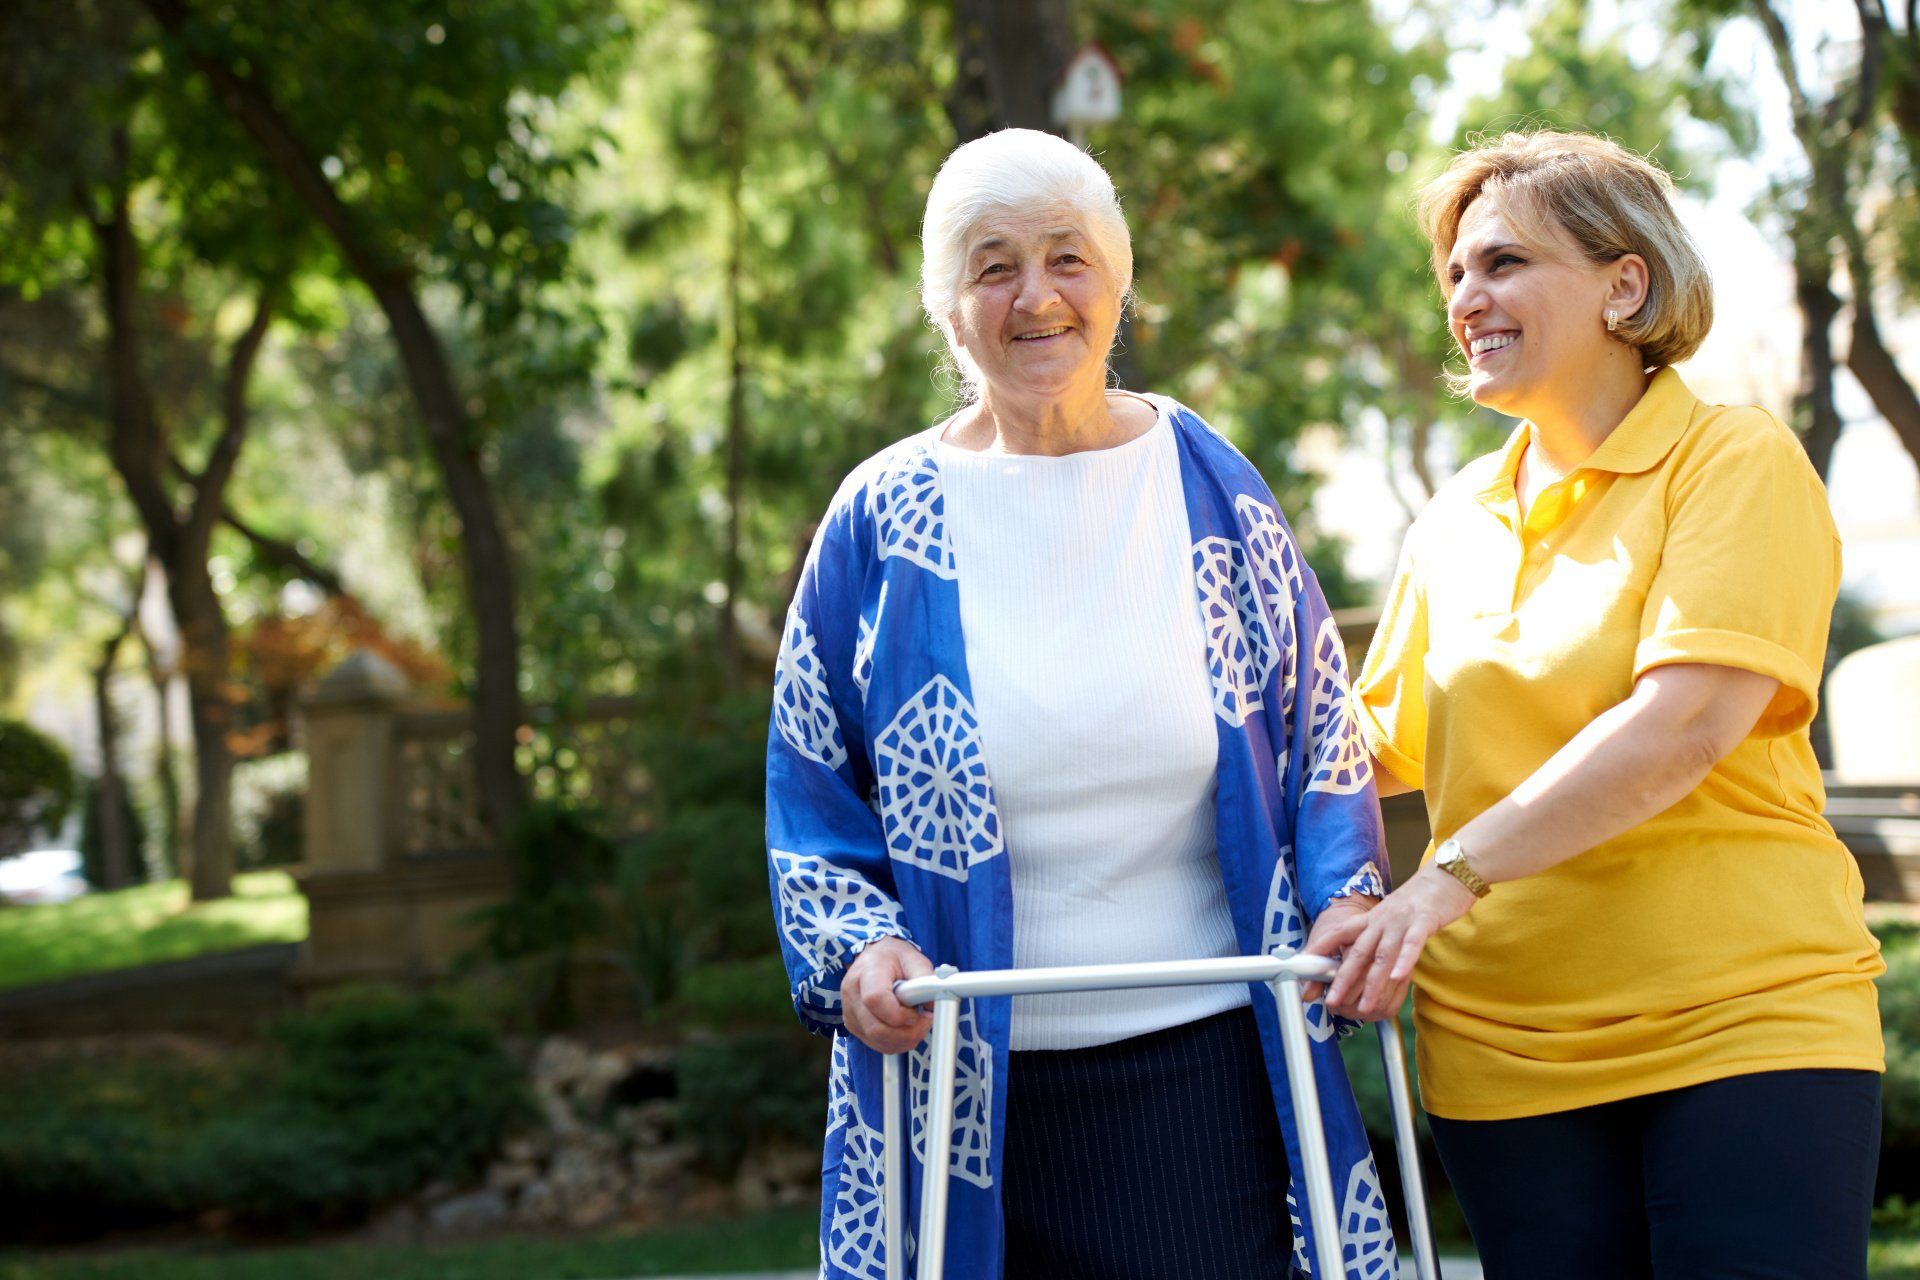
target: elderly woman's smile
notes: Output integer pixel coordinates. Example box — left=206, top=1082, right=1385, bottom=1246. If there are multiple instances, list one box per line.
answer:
left=949, top=205, right=1122, bottom=402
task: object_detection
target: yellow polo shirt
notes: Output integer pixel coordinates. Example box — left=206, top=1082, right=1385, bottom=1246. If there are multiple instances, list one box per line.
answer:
left=1353, top=368, right=1884, bottom=1121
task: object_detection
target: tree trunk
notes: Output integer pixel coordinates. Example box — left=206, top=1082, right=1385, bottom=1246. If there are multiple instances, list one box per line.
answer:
left=139, top=620, right=184, bottom=879
left=168, top=564, right=234, bottom=900
left=719, top=109, right=746, bottom=682
left=91, top=631, right=134, bottom=891
left=1792, top=250, right=1845, bottom=480
left=140, top=0, right=527, bottom=842
left=1844, top=283, right=1920, bottom=474
left=948, top=0, right=1076, bottom=143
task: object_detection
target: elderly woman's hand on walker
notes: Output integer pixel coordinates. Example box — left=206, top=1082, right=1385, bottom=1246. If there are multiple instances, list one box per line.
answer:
left=840, top=936, right=936, bottom=1053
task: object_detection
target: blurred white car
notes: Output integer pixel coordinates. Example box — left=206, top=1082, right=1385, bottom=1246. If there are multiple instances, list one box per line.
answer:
left=0, top=849, right=89, bottom=905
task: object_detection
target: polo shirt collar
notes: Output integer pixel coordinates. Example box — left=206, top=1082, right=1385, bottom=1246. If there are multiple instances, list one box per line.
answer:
left=1477, top=365, right=1699, bottom=506
left=1579, top=366, right=1697, bottom=474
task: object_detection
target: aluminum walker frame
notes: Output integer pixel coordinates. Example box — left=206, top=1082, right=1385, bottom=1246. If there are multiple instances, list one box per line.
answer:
left=882, top=952, right=1440, bottom=1280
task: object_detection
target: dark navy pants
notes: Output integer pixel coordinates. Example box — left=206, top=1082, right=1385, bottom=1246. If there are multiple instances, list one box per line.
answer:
left=1000, top=1004, right=1294, bottom=1280
left=1429, top=1068, right=1882, bottom=1280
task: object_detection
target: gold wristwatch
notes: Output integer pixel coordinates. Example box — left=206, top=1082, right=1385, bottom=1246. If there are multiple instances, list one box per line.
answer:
left=1434, top=836, right=1491, bottom=899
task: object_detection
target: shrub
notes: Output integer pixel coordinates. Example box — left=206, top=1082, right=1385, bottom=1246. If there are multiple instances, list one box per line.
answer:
left=464, top=800, right=617, bottom=1028
left=231, top=754, right=307, bottom=870
left=675, top=1029, right=828, bottom=1175
left=77, top=776, right=148, bottom=888
left=0, top=719, right=74, bottom=858
left=0, top=988, right=529, bottom=1239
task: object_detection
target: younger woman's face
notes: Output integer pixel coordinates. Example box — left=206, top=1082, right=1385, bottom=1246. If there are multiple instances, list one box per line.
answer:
left=1442, top=196, right=1629, bottom=419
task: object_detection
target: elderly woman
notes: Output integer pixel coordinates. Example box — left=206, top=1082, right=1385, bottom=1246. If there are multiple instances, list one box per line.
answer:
left=767, top=129, right=1394, bottom=1280
left=1310, top=131, right=1885, bottom=1278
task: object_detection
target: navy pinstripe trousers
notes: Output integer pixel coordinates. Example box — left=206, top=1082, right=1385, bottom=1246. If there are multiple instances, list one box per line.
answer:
left=1001, top=1003, right=1296, bottom=1279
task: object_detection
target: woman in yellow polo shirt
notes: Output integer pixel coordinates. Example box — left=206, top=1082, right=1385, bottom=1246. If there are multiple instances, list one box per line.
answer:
left=1309, top=131, right=1885, bottom=1278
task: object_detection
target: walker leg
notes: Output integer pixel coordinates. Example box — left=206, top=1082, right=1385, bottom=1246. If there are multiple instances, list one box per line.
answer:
left=1272, top=976, right=1347, bottom=1280
left=1374, top=1018, right=1440, bottom=1280
left=883, top=1050, right=905, bottom=1280
left=914, top=994, right=962, bottom=1280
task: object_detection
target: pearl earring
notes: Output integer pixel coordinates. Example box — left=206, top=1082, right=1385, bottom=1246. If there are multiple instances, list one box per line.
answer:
left=1605, top=309, right=1620, bottom=333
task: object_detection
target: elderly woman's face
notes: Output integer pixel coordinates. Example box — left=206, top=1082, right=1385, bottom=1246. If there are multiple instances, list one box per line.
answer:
left=950, top=204, right=1122, bottom=402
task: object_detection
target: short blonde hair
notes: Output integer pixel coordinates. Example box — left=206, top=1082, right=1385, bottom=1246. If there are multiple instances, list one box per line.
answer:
left=1417, top=130, right=1712, bottom=368
left=919, top=129, right=1133, bottom=398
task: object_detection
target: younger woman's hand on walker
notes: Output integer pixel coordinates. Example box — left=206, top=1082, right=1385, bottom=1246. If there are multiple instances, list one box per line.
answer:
left=840, top=936, right=936, bottom=1053
left=1303, top=866, right=1477, bottom=1021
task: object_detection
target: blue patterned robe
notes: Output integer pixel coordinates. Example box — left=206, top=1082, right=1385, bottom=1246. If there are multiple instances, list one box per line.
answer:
left=767, top=400, right=1396, bottom=1280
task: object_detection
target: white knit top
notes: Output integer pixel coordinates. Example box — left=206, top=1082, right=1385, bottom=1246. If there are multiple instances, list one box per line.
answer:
left=934, top=398, right=1249, bottom=1051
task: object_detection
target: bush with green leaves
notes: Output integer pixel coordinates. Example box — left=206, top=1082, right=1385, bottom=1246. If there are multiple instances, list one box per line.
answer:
left=0, top=987, right=529, bottom=1239
left=674, top=1029, right=827, bottom=1175
left=0, top=718, right=74, bottom=859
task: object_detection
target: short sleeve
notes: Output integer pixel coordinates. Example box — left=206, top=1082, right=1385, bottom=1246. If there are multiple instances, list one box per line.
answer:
left=1633, top=421, right=1840, bottom=738
left=1352, top=539, right=1428, bottom=790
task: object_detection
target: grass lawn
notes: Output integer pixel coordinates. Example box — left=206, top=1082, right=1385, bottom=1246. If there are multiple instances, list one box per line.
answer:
left=0, top=1208, right=818, bottom=1280
left=0, top=872, right=306, bottom=991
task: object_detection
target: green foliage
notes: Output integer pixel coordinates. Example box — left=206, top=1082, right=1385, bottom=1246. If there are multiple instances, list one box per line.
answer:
left=0, top=720, right=75, bottom=860
left=674, top=1029, right=827, bottom=1176
left=464, top=799, right=617, bottom=1027
left=0, top=988, right=527, bottom=1239
left=232, top=987, right=531, bottom=1222
left=1877, top=920, right=1920, bottom=1168
left=75, top=778, right=147, bottom=889
left=0, top=871, right=304, bottom=992
left=0, top=1207, right=819, bottom=1279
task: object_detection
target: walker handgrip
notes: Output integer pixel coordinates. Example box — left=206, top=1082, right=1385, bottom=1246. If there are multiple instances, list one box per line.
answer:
left=892, top=953, right=1338, bottom=1007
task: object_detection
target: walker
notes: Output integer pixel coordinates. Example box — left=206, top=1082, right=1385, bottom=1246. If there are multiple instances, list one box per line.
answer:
left=884, top=952, right=1441, bottom=1280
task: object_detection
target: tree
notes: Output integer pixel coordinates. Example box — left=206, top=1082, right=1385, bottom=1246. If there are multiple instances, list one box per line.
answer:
left=139, top=0, right=625, bottom=838
left=1686, top=0, right=1920, bottom=478
left=0, top=0, right=311, bottom=898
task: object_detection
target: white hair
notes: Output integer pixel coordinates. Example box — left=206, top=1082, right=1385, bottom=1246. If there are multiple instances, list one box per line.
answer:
left=918, top=129, right=1134, bottom=397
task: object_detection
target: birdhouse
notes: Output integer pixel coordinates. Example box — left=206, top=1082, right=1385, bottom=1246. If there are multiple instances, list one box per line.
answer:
left=1051, top=42, right=1123, bottom=143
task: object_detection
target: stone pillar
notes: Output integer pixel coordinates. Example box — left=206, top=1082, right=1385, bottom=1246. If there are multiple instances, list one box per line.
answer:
left=1828, top=635, right=1920, bottom=784
left=301, top=651, right=410, bottom=874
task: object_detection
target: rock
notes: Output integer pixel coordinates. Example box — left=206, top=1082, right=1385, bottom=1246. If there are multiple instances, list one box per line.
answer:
left=503, top=1134, right=548, bottom=1164
left=426, top=1189, right=509, bottom=1235
left=574, top=1051, right=629, bottom=1115
left=535, top=1085, right=583, bottom=1134
left=486, top=1159, right=538, bottom=1195
left=612, top=1098, right=676, bottom=1145
left=515, top=1178, right=561, bottom=1226
left=735, top=1142, right=819, bottom=1212
left=534, top=1037, right=593, bottom=1090
left=549, top=1141, right=619, bottom=1203
left=629, top=1145, right=691, bottom=1188
left=565, top=1186, right=622, bottom=1229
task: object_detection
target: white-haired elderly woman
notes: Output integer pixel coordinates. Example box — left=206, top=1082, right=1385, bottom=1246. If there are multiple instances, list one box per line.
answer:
left=767, top=129, right=1394, bottom=1280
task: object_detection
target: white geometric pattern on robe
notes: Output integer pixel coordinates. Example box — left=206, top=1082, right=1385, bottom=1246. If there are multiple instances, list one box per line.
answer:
left=1287, top=1186, right=1311, bottom=1276
left=1193, top=535, right=1278, bottom=726
left=825, top=1087, right=890, bottom=1280
left=1342, top=1154, right=1397, bottom=1279
left=772, top=849, right=908, bottom=979
left=1235, top=494, right=1305, bottom=699
left=1335, top=862, right=1388, bottom=903
left=870, top=449, right=957, bottom=579
left=852, top=582, right=887, bottom=703
left=1261, top=848, right=1335, bottom=1042
left=874, top=676, right=1003, bottom=881
left=1305, top=616, right=1373, bottom=795
left=825, top=1033, right=853, bottom=1141
left=775, top=610, right=849, bottom=771
left=908, top=998, right=994, bottom=1188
